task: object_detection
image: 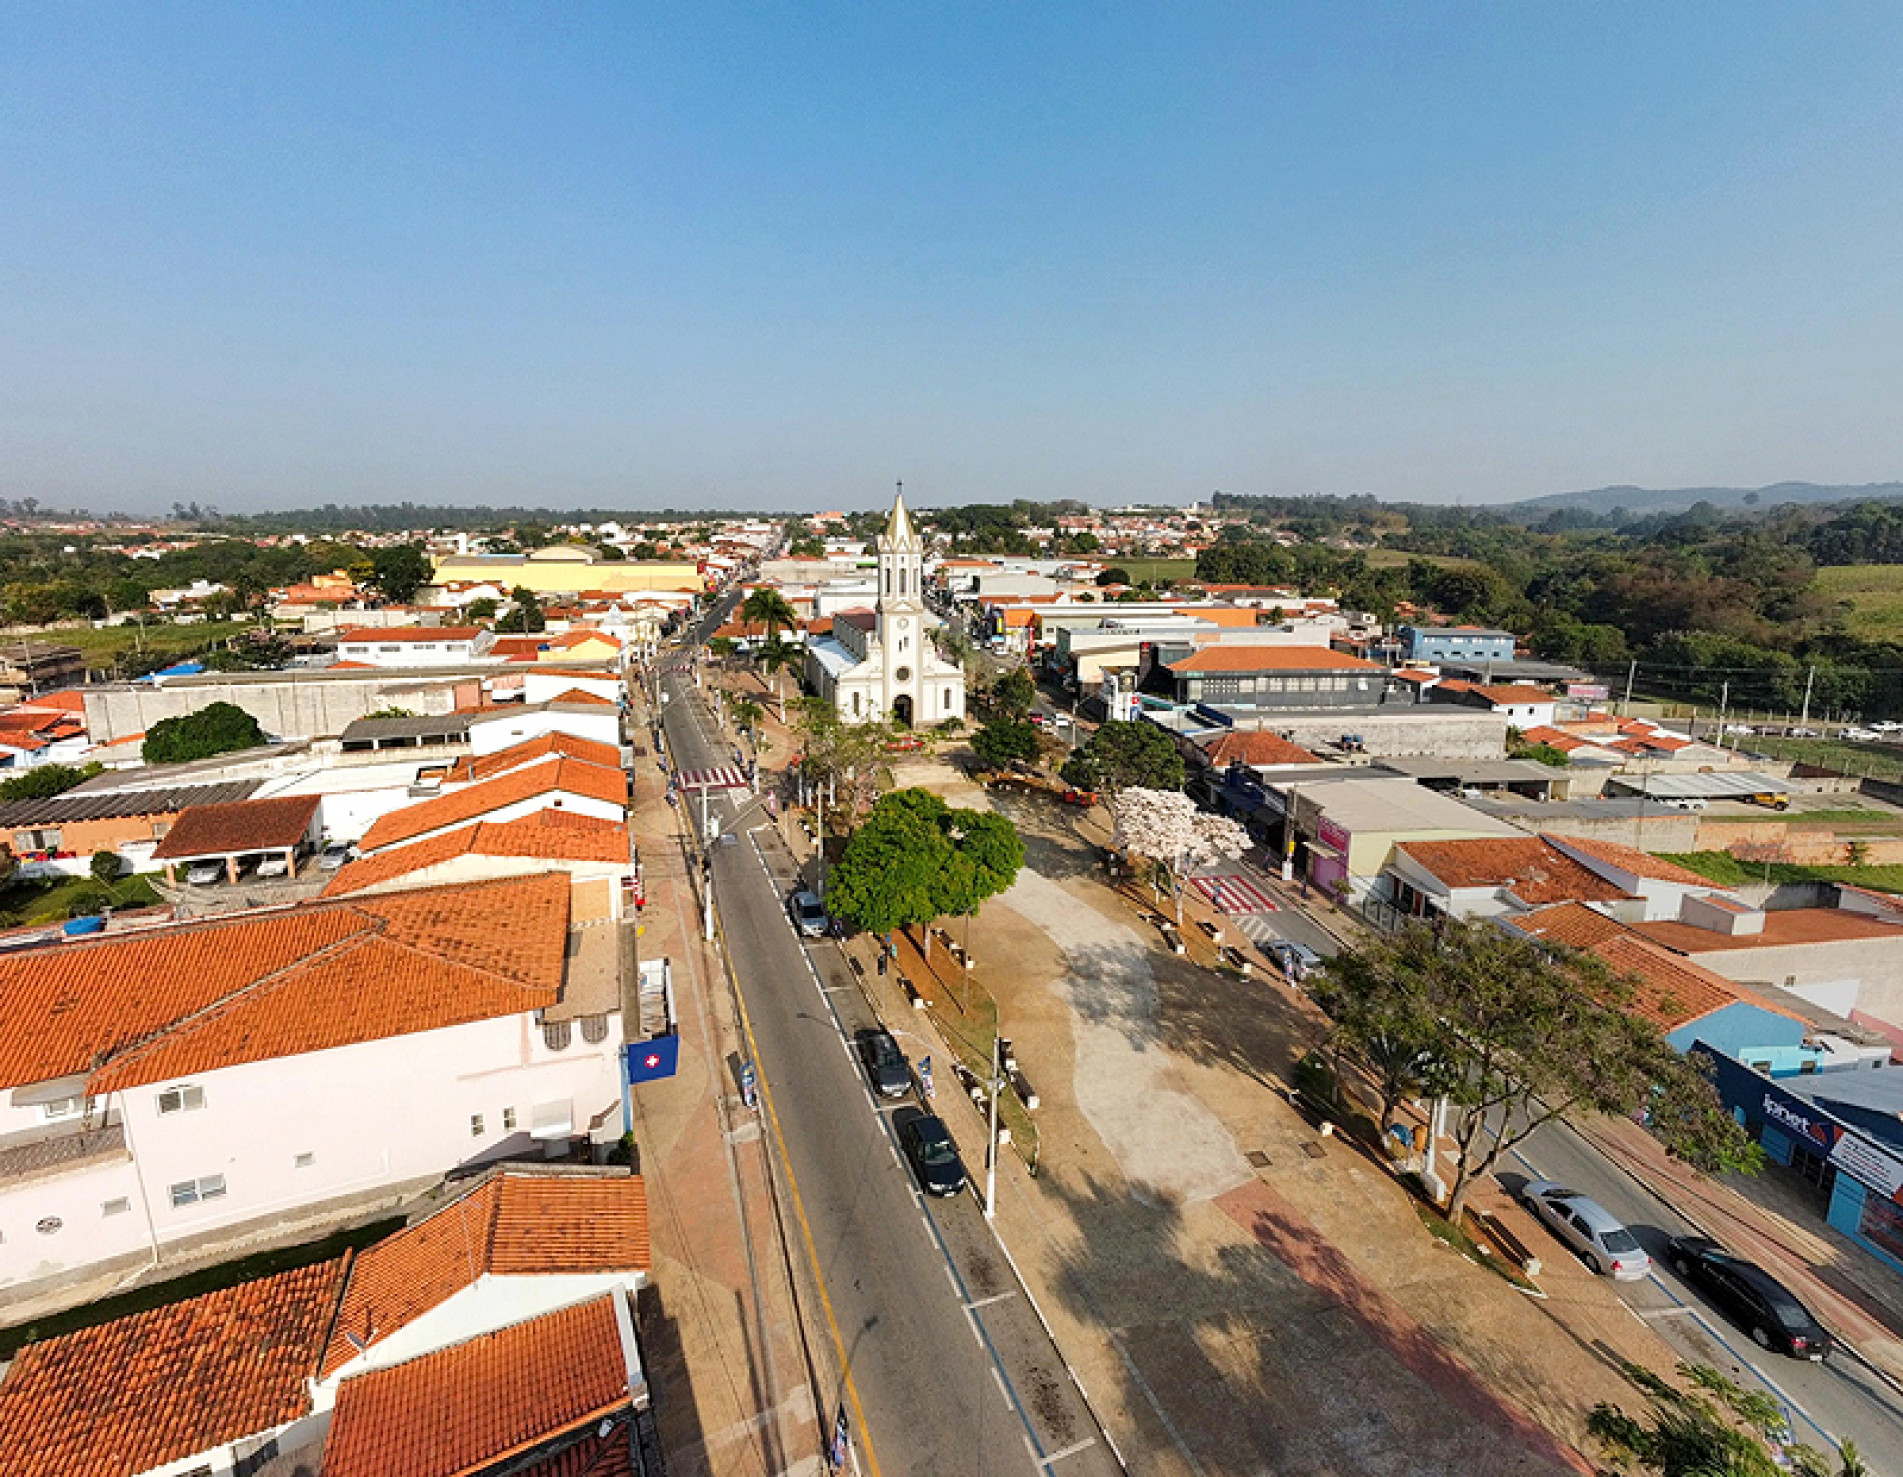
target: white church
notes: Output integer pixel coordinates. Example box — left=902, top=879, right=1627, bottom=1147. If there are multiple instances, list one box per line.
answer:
left=804, top=489, right=967, bottom=726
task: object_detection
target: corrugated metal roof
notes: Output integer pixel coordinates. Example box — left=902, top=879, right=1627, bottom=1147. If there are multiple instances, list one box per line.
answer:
left=0, top=780, right=260, bottom=827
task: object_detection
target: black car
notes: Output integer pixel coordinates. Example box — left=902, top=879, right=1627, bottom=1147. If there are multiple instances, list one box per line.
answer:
left=857, top=1028, right=911, bottom=1099
left=1666, top=1235, right=1833, bottom=1360
left=900, top=1114, right=967, bottom=1197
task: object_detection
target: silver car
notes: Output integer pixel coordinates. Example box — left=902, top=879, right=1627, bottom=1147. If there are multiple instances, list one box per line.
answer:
left=1520, top=1180, right=1651, bottom=1280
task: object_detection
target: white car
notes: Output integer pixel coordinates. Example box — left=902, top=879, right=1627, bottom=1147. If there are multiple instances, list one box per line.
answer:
left=1870, top=721, right=1903, bottom=734
left=253, top=855, right=291, bottom=879
left=1722, top=724, right=1756, bottom=736
left=1520, top=1180, right=1652, bottom=1280
left=1843, top=727, right=1880, bottom=742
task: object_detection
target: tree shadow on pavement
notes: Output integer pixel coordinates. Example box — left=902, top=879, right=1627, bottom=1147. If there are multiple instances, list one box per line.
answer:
left=1033, top=1167, right=1590, bottom=1477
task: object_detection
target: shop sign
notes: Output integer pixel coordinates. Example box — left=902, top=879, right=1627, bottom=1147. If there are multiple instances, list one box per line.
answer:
left=1830, top=1132, right=1903, bottom=1202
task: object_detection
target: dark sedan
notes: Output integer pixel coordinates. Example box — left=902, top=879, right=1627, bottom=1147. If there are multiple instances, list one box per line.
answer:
left=1666, top=1235, right=1833, bottom=1360
left=900, top=1114, right=967, bottom=1197
left=857, top=1028, right=911, bottom=1099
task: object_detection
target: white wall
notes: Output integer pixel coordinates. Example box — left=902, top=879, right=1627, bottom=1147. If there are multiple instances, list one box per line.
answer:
left=468, top=708, right=621, bottom=755
left=522, top=671, right=621, bottom=705
left=0, top=1012, right=624, bottom=1294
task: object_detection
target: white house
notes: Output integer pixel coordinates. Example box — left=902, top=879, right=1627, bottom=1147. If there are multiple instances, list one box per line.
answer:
left=354, top=756, right=626, bottom=854
left=0, top=1169, right=655, bottom=1477
left=334, top=625, right=495, bottom=668
left=803, top=491, right=965, bottom=726
left=0, top=873, right=626, bottom=1302
left=467, top=696, right=622, bottom=755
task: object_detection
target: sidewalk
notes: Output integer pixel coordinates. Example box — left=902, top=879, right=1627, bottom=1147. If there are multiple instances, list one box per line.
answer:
left=1578, top=1114, right=1903, bottom=1391
left=625, top=668, right=824, bottom=1477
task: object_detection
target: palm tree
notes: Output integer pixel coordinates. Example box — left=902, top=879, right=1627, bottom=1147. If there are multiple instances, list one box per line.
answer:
left=739, top=587, right=798, bottom=644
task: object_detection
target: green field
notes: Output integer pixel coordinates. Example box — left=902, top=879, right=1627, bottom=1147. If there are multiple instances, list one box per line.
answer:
left=1108, top=557, right=1198, bottom=584
left=1815, top=564, right=1903, bottom=638
left=1660, top=851, right=1903, bottom=894
left=57, top=620, right=255, bottom=672
left=1736, top=734, right=1903, bottom=782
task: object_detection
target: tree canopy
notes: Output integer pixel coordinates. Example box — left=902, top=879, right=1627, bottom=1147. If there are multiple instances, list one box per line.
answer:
left=826, top=789, right=1024, bottom=938
left=740, top=586, right=799, bottom=640
left=368, top=544, right=432, bottom=604
left=1316, top=921, right=1761, bottom=1222
left=1590, top=1360, right=1864, bottom=1477
left=970, top=718, right=1040, bottom=769
left=1060, top=719, right=1184, bottom=794
left=0, top=762, right=102, bottom=802
left=143, top=701, right=267, bottom=765
left=989, top=667, right=1036, bottom=721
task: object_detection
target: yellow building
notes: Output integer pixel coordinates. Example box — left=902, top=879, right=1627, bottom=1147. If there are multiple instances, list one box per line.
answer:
left=432, top=545, right=703, bottom=596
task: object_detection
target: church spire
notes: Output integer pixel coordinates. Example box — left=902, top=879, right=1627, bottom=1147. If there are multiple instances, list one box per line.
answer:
left=882, top=480, right=918, bottom=548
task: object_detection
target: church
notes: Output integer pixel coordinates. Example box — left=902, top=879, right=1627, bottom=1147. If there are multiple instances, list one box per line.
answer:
left=803, top=489, right=967, bottom=727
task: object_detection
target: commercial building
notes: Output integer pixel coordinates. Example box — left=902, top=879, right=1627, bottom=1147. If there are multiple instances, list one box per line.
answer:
left=1397, top=625, right=1517, bottom=665
left=1157, top=645, right=1399, bottom=713
left=431, top=545, right=702, bottom=597
left=335, top=626, right=494, bottom=667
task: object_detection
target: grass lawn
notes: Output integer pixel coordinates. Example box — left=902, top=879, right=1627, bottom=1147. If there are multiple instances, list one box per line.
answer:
left=0, top=1216, right=403, bottom=1359
left=62, top=620, right=255, bottom=670
left=1361, top=548, right=1486, bottom=571
left=1659, top=851, right=1903, bottom=894
left=1110, top=557, right=1199, bottom=585
left=1740, top=735, right=1903, bottom=782
left=1815, top=565, right=1903, bottom=639
left=0, top=872, right=163, bottom=927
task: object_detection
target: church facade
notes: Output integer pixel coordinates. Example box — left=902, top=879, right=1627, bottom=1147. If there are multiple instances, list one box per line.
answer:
left=803, top=491, right=967, bottom=726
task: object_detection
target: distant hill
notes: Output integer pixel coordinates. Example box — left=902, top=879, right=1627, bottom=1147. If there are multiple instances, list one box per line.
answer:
left=1511, top=481, right=1903, bottom=517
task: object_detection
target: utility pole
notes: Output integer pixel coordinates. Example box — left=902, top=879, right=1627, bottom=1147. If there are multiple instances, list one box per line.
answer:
left=1621, top=658, right=1636, bottom=717
left=984, top=1030, right=1001, bottom=1221
left=1717, top=680, right=1730, bottom=748
left=1800, top=665, right=1816, bottom=730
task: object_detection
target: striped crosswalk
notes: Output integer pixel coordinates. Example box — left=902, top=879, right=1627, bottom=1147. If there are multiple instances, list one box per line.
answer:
left=1189, top=871, right=1281, bottom=914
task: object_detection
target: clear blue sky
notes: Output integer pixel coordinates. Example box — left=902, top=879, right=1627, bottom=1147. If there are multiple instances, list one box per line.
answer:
left=4, top=3, right=1901, bottom=513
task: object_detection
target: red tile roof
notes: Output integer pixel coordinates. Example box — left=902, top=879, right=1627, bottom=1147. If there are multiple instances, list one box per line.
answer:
left=1465, top=684, right=1554, bottom=705
left=1548, top=835, right=1715, bottom=887
left=1394, top=838, right=1634, bottom=906
left=0, top=873, right=570, bottom=1094
left=488, top=635, right=549, bottom=660
left=323, top=1172, right=650, bottom=1376
left=359, top=759, right=626, bottom=853
left=0, top=1257, right=349, bottom=1477
left=546, top=687, right=618, bottom=706
left=543, top=629, right=621, bottom=652
left=1166, top=645, right=1380, bottom=674
left=1637, top=908, right=1903, bottom=952
left=321, top=1296, right=638, bottom=1477
left=324, top=812, right=628, bottom=896
left=1204, top=730, right=1321, bottom=767
left=454, top=732, right=623, bottom=783
left=1510, top=901, right=1632, bottom=950
left=337, top=626, right=482, bottom=644
left=150, top=794, right=320, bottom=860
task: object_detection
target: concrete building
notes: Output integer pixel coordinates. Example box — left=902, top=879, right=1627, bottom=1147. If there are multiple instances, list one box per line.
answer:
left=335, top=626, right=494, bottom=667
left=1398, top=625, right=1517, bottom=665
left=0, top=875, right=625, bottom=1304
left=1156, top=645, right=1399, bottom=713
left=0, top=780, right=260, bottom=877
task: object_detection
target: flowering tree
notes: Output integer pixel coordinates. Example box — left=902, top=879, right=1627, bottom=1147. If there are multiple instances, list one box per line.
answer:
left=1112, top=787, right=1250, bottom=920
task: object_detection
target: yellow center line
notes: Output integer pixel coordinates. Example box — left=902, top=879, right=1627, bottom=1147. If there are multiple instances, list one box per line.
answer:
left=717, top=896, right=884, bottom=1477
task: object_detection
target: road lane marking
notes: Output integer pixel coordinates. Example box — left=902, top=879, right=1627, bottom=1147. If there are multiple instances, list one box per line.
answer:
left=1041, top=1439, right=1099, bottom=1467
left=965, top=1291, right=1017, bottom=1310
left=992, top=1365, right=1017, bottom=1409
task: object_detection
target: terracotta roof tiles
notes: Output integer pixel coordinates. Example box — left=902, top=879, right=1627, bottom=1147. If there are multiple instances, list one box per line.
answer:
left=455, top=732, right=622, bottom=783
left=1204, top=730, right=1321, bottom=768
left=1548, top=835, right=1715, bottom=887
left=1395, top=838, right=1635, bottom=906
left=358, top=759, right=625, bottom=853
left=323, top=812, right=628, bottom=897
left=0, top=1257, right=350, bottom=1477
left=150, top=794, right=320, bottom=861
left=321, top=1295, right=638, bottom=1477
left=1166, top=645, right=1380, bottom=674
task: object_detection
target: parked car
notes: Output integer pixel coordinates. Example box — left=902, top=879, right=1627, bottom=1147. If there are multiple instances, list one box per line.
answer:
left=856, top=1028, right=911, bottom=1099
left=1665, top=1236, right=1832, bottom=1359
left=1786, top=726, right=1821, bottom=738
left=183, top=862, right=224, bottom=886
left=1843, top=727, right=1880, bottom=742
left=900, top=1114, right=967, bottom=1197
left=1269, top=939, right=1322, bottom=982
left=1518, top=1180, right=1651, bottom=1280
left=318, top=841, right=356, bottom=872
left=788, top=889, right=828, bottom=937
left=1661, top=797, right=1708, bottom=812
left=253, top=855, right=291, bottom=879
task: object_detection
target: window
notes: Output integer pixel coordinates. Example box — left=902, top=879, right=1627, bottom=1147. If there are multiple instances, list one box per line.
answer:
left=169, top=1175, right=227, bottom=1208
left=581, top=1014, right=609, bottom=1045
left=294, top=1152, right=315, bottom=1170
left=470, top=1114, right=486, bottom=1137
left=502, top=1107, right=517, bottom=1131
left=542, top=1019, right=573, bottom=1052
left=379, top=645, right=401, bottom=654
left=157, top=1085, right=205, bottom=1115
left=41, top=1096, right=84, bottom=1122
left=150, top=820, right=171, bottom=839
left=102, top=1197, right=130, bottom=1217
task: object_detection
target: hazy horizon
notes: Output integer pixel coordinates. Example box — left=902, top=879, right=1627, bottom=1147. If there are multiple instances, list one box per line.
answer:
left=6, top=4, right=1902, bottom=515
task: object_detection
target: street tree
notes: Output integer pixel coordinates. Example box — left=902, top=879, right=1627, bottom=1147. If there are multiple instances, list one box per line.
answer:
left=1061, top=719, right=1184, bottom=794
left=970, top=718, right=1040, bottom=770
left=144, top=702, right=266, bottom=764
left=827, top=789, right=1023, bottom=952
left=496, top=587, right=546, bottom=634
left=466, top=597, right=499, bottom=621
left=1317, top=921, right=1762, bottom=1223
left=1589, top=1360, right=1859, bottom=1477
left=1110, top=787, right=1249, bottom=920
left=793, top=698, right=893, bottom=819
left=731, top=696, right=766, bottom=752
left=990, top=668, right=1036, bottom=722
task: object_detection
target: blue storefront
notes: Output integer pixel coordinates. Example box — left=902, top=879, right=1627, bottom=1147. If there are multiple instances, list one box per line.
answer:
left=1695, top=1045, right=1903, bottom=1278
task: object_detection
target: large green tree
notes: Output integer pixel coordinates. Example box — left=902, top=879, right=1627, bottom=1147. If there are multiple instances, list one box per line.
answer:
left=1590, top=1361, right=1863, bottom=1477
left=1060, top=719, right=1184, bottom=794
left=989, top=667, right=1036, bottom=721
left=143, top=701, right=267, bottom=764
left=970, top=718, right=1040, bottom=769
left=1316, top=920, right=1760, bottom=1223
left=827, top=789, right=1023, bottom=946
left=740, top=586, right=799, bottom=642
left=0, top=762, right=102, bottom=802
left=369, top=544, right=433, bottom=604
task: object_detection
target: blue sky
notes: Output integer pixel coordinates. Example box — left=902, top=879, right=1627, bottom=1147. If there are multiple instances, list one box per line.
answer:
left=4, top=3, right=1901, bottom=513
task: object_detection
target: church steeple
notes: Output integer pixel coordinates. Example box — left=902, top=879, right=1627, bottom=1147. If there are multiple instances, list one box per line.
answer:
left=875, top=481, right=923, bottom=614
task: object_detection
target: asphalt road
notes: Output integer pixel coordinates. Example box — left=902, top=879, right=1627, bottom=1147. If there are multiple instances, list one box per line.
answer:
left=1508, top=1117, right=1903, bottom=1463
left=655, top=621, right=1120, bottom=1477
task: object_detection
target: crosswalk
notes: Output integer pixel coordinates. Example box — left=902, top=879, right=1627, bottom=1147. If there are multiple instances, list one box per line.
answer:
left=1188, top=870, right=1281, bottom=914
